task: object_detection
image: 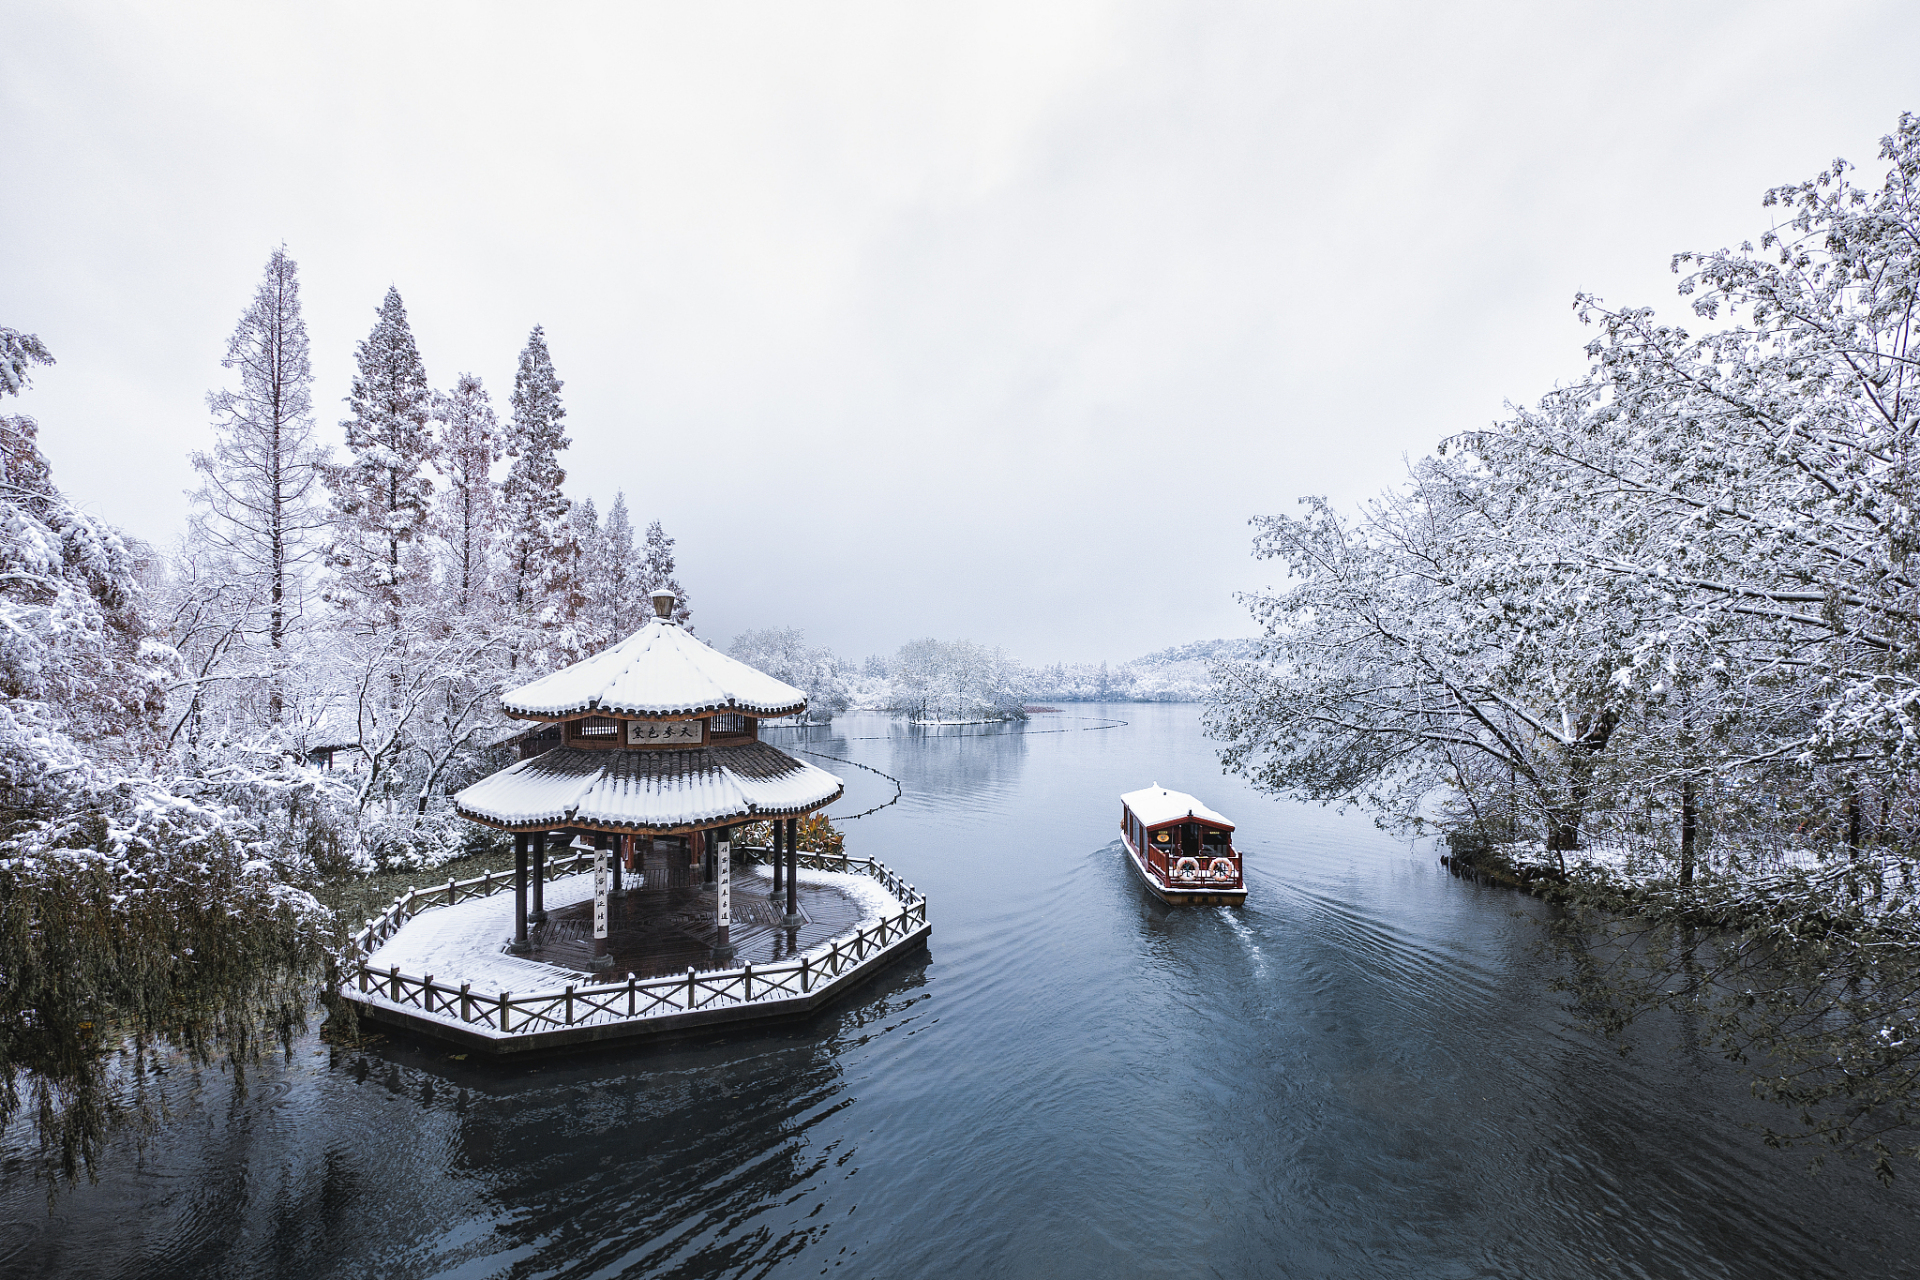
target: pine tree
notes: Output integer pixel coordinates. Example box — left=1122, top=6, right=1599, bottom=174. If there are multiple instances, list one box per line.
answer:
left=498, top=325, right=573, bottom=664
left=603, top=491, right=642, bottom=636
left=570, top=495, right=608, bottom=652
left=189, top=246, right=327, bottom=721
left=326, top=287, right=435, bottom=633
left=639, top=519, right=692, bottom=628
left=431, top=373, right=499, bottom=618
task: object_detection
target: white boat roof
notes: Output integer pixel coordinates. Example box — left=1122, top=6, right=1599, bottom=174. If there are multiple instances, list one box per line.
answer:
left=502, top=618, right=808, bottom=719
left=1120, top=783, right=1234, bottom=830
left=454, top=741, right=843, bottom=831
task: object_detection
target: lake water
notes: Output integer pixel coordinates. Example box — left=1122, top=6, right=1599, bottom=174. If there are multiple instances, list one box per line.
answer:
left=5, top=704, right=1919, bottom=1278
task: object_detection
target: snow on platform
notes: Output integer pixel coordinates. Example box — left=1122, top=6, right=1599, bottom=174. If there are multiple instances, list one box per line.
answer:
left=362, top=864, right=907, bottom=999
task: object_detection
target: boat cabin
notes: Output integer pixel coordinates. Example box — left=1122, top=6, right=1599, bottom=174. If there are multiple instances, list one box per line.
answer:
left=1119, top=783, right=1246, bottom=906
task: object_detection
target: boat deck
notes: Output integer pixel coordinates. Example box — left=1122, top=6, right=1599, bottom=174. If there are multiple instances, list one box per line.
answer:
left=525, top=856, right=865, bottom=978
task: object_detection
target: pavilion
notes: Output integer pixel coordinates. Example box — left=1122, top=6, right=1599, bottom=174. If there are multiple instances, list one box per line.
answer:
left=453, top=590, right=844, bottom=967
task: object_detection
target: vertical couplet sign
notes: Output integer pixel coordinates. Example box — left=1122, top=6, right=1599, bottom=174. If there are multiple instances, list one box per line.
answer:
left=593, top=849, right=609, bottom=940
left=716, top=840, right=731, bottom=929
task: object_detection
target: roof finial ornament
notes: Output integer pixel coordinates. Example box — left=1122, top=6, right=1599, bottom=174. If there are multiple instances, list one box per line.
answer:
left=650, top=589, right=677, bottom=622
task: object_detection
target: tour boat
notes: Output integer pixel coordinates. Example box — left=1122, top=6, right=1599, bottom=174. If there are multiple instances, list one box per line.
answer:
left=1119, top=784, right=1245, bottom=906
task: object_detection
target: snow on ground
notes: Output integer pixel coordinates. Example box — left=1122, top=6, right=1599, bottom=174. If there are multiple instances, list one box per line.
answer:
left=362, top=863, right=909, bottom=1000
left=364, top=871, right=598, bottom=995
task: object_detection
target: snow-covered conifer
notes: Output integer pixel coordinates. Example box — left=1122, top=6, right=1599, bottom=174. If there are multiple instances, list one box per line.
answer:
left=325, top=287, right=436, bottom=633
left=431, top=373, right=500, bottom=617
left=497, top=325, right=573, bottom=665
left=189, top=246, right=327, bottom=721
left=638, top=519, right=692, bottom=628
left=602, top=491, right=643, bottom=636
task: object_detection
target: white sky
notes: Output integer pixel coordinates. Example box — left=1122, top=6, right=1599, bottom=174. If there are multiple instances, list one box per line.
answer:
left=4, top=1, right=1915, bottom=663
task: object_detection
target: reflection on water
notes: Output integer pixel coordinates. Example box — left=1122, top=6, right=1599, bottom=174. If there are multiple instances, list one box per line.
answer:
left=5, top=706, right=1919, bottom=1279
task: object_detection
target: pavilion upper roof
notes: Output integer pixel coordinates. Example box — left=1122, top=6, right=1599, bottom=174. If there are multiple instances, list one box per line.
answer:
left=502, top=618, right=808, bottom=720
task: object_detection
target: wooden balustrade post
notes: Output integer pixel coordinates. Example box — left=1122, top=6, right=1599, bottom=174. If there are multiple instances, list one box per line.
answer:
left=801, top=955, right=811, bottom=993
left=499, top=991, right=511, bottom=1033
left=565, top=985, right=575, bottom=1025
left=389, top=965, right=400, bottom=1001
left=460, top=982, right=471, bottom=1022
left=744, top=963, right=753, bottom=1002
left=423, top=976, right=434, bottom=1012
left=627, top=975, right=636, bottom=1017
left=686, top=967, right=697, bottom=1011
left=358, top=961, right=369, bottom=994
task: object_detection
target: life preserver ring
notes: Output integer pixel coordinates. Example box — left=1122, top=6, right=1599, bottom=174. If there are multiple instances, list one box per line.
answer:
left=1173, top=856, right=1201, bottom=878
left=1209, top=858, right=1236, bottom=881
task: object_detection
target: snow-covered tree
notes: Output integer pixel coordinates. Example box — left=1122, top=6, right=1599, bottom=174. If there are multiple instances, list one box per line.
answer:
left=729, top=627, right=850, bottom=721
left=0, top=329, right=168, bottom=763
left=188, top=246, right=328, bottom=723
left=601, top=492, right=644, bottom=637
left=431, top=372, right=499, bottom=618
left=498, top=325, right=573, bottom=666
left=638, top=519, right=691, bottom=628
left=890, top=638, right=1027, bottom=722
left=326, top=287, right=436, bottom=634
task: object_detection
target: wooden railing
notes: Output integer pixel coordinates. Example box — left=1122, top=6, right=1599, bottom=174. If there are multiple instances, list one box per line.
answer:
left=347, top=846, right=928, bottom=1036
left=350, top=847, right=600, bottom=956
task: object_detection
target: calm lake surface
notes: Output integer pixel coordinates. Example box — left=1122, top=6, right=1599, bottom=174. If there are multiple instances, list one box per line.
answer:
left=6, top=704, right=1919, bottom=1279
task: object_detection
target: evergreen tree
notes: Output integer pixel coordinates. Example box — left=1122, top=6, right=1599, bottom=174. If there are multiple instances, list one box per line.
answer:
left=189, top=246, right=327, bottom=721
left=603, top=491, right=643, bottom=635
left=498, top=325, right=573, bottom=665
left=326, top=287, right=435, bottom=633
left=431, top=373, right=499, bottom=618
left=639, top=519, right=692, bottom=628
left=569, top=495, right=608, bottom=653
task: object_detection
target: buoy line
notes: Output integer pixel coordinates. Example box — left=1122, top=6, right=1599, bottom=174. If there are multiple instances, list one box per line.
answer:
left=785, top=747, right=904, bottom=821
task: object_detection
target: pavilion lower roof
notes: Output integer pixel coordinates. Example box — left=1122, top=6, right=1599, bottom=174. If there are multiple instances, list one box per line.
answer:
left=453, top=741, right=844, bottom=832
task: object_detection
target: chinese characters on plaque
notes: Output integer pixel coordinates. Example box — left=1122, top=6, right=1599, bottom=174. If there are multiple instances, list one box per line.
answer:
left=717, top=841, right=731, bottom=927
left=627, top=720, right=703, bottom=745
left=593, top=850, right=609, bottom=939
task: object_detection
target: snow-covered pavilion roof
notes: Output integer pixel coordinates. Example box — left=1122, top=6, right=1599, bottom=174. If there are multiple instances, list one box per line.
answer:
left=454, top=741, right=843, bottom=831
left=502, top=618, right=808, bottom=720
left=1120, top=783, right=1234, bottom=830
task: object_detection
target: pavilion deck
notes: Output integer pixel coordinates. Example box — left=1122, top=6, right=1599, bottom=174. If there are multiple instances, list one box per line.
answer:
left=524, top=854, right=864, bottom=978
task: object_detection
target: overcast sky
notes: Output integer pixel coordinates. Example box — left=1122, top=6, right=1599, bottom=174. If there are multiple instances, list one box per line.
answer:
left=4, top=2, right=1916, bottom=663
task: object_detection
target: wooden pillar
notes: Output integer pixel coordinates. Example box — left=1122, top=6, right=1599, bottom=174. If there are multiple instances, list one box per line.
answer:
left=612, top=833, right=624, bottom=893
left=783, top=816, right=800, bottom=926
left=714, top=823, right=735, bottom=962
left=770, top=817, right=784, bottom=897
left=703, top=827, right=717, bottom=884
left=530, top=830, right=547, bottom=924
left=509, top=831, right=530, bottom=952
